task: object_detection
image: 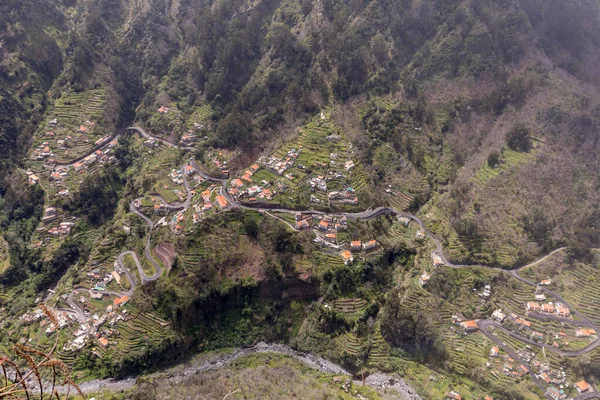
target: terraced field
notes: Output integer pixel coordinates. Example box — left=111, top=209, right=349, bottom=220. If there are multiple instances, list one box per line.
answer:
left=337, top=332, right=361, bottom=355
left=113, top=305, right=173, bottom=354
left=555, top=263, right=600, bottom=326
left=0, top=284, right=18, bottom=305
left=475, top=147, right=538, bottom=186
left=367, top=326, right=390, bottom=368
left=52, top=89, right=107, bottom=126
left=332, top=298, right=367, bottom=317
left=312, top=251, right=345, bottom=273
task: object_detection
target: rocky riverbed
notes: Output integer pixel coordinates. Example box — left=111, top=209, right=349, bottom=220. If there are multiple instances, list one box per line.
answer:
left=48, top=342, right=423, bottom=399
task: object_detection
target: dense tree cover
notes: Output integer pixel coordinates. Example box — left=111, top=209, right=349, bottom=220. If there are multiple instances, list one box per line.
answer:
left=381, top=288, right=447, bottom=364
left=507, top=123, right=532, bottom=152
left=63, top=167, right=124, bottom=226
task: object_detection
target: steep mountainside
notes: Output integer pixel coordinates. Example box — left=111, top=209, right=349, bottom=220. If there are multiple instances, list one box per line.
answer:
left=2, top=0, right=595, bottom=266
left=1, top=1, right=600, bottom=399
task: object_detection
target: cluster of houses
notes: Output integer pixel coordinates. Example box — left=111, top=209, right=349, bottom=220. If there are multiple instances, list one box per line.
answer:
left=72, top=139, right=118, bottom=172
left=31, top=141, right=54, bottom=160
left=228, top=164, right=276, bottom=202
left=296, top=214, right=348, bottom=232
left=260, top=147, right=302, bottom=176
left=418, top=252, right=446, bottom=286
left=328, top=187, right=358, bottom=205
left=66, top=295, right=129, bottom=352
left=526, top=301, right=571, bottom=318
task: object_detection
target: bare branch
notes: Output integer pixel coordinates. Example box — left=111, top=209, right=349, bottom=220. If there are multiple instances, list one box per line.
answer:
left=223, top=388, right=240, bottom=400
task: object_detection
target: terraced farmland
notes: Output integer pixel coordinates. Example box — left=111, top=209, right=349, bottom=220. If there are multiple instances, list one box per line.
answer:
left=52, top=89, right=107, bottom=126
left=555, top=263, right=600, bottom=326
left=0, top=284, right=18, bottom=305
left=475, top=148, right=538, bottom=186
left=368, top=327, right=390, bottom=367
left=332, top=298, right=367, bottom=317
left=337, top=332, right=361, bottom=355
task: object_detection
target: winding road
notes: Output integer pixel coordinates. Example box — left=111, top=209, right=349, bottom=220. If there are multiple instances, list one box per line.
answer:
left=46, top=126, right=599, bottom=400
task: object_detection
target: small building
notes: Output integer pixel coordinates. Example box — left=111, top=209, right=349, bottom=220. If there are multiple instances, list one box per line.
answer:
left=295, top=220, right=310, bottom=230
left=318, top=220, right=329, bottom=231
left=461, top=320, right=478, bottom=333
left=28, top=174, right=40, bottom=185
left=575, top=380, right=592, bottom=394
left=362, top=240, right=378, bottom=251
left=42, top=207, right=57, bottom=224
left=446, top=390, right=462, bottom=400
left=491, top=309, right=506, bottom=322
left=215, top=195, right=228, bottom=210
left=539, top=279, right=552, bottom=286
left=415, top=230, right=426, bottom=240
left=340, top=250, right=353, bottom=265
left=419, top=271, right=431, bottom=286
left=397, top=216, right=410, bottom=226
left=111, top=271, right=121, bottom=285
left=515, top=318, right=532, bottom=329
left=490, top=346, right=499, bottom=357
left=350, top=240, right=362, bottom=252
left=98, top=337, right=109, bottom=349
left=541, top=303, right=555, bottom=314
left=555, top=304, right=570, bottom=317
left=325, top=233, right=337, bottom=242
left=113, top=295, right=129, bottom=308
left=431, top=252, right=444, bottom=267
left=576, top=328, right=597, bottom=338
left=526, top=302, right=541, bottom=312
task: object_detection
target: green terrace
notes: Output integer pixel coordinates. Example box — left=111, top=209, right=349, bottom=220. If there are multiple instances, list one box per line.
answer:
left=30, top=88, right=109, bottom=163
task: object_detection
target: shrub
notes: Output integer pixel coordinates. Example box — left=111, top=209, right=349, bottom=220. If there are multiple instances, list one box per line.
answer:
left=507, top=123, right=532, bottom=152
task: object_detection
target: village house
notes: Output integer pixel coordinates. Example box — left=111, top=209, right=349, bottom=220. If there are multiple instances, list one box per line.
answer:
left=575, top=380, right=592, bottom=394
left=325, top=233, right=337, bottom=242
left=527, top=302, right=541, bottom=312
left=535, top=293, right=547, bottom=301
left=318, top=220, right=329, bottom=231
left=555, top=304, right=570, bottom=317
left=28, top=174, right=40, bottom=185
left=42, top=207, right=58, bottom=224
left=515, top=318, right=532, bottom=329
left=98, top=337, right=109, bottom=349
left=415, top=230, right=427, bottom=240
left=446, top=390, right=462, bottom=400
left=541, top=303, right=555, bottom=314
left=576, top=328, right=597, bottom=338
left=350, top=240, right=362, bottom=252
left=362, top=240, right=378, bottom=251
left=183, top=165, right=195, bottom=176
left=539, top=278, right=552, bottom=286
left=340, top=250, right=353, bottom=265
left=344, top=160, right=355, bottom=171
left=154, top=203, right=168, bottom=215
left=232, top=178, right=244, bottom=188
left=157, top=106, right=169, bottom=113
left=419, top=271, right=431, bottom=286
left=461, top=320, right=478, bottom=333
left=295, top=219, right=310, bottom=230
left=431, top=252, right=444, bottom=267
left=215, top=195, right=229, bottom=210
left=492, top=309, right=506, bottom=322
left=490, top=346, right=499, bottom=357
left=113, top=295, right=129, bottom=309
